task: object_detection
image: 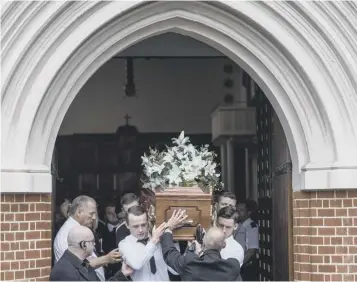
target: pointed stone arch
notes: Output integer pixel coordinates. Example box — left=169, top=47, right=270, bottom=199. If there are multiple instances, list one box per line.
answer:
left=2, top=1, right=357, bottom=192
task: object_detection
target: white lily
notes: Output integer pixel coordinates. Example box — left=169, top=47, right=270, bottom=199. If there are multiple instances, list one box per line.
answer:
left=141, top=131, right=221, bottom=191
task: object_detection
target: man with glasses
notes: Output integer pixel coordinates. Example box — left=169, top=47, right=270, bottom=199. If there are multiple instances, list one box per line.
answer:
left=54, top=195, right=121, bottom=280
left=50, top=225, right=133, bottom=281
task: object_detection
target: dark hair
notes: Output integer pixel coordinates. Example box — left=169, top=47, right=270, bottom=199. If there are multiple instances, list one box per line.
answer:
left=239, top=199, right=258, bottom=213
left=218, top=191, right=236, bottom=202
left=120, top=193, right=138, bottom=206
left=217, top=206, right=238, bottom=223
left=103, top=199, right=117, bottom=209
left=125, top=205, right=147, bottom=224
left=245, top=199, right=258, bottom=213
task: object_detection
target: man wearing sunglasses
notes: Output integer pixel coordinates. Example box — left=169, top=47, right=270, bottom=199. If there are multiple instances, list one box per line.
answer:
left=50, top=225, right=133, bottom=281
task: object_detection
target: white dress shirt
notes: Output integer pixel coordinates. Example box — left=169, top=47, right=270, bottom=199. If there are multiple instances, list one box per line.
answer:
left=242, top=218, right=259, bottom=250
left=119, top=234, right=172, bottom=281
left=53, top=217, right=105, bottom=281
left=220, top=235, right=245, bottom=266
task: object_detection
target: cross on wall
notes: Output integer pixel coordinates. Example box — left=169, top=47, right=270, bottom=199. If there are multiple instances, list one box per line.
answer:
left=124, top=114, right=132, bottom=125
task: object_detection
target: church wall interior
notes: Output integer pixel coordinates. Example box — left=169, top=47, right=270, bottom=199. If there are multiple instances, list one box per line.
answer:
left=57, top=33, right=249, bottom=208
left=53, top=33, right=290, bottom=281
left=59, top=57, right=240, bottom=135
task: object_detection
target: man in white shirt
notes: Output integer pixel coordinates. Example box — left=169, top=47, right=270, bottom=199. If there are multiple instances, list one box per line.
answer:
left=168, top=208, right=244, bottom=266
left=212, top=192, right=236, bottom=225
left=213, top=192, right=246, bottom=249
left=118, top=205, right=172, bottom=281
left=216, top=206, right=245, bottom=266
left=54, top=195, right=121, bottom=281
left=236, top=201, right=259, bottom=281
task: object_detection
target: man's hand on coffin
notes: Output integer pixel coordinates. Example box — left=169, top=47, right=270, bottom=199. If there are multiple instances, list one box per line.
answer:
left=167, top=209, right=188, bottom=231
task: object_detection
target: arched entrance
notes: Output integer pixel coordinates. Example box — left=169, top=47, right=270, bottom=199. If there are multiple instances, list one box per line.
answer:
left=2, top=2, right=357, bottom=281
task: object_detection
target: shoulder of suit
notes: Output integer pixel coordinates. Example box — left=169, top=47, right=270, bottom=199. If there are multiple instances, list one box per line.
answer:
left=115, top=221, right=127, bottom=232
left=226, top=257, right=241, bottom=267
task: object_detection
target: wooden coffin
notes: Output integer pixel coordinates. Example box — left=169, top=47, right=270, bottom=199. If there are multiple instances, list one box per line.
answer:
left=155, top=187, right=212, bottom=240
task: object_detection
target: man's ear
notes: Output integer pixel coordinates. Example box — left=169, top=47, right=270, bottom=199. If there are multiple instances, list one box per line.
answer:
left=233, top=223, right=238, bottom=231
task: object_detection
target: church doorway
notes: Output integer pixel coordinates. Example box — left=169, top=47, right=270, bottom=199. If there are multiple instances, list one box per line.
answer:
left=3, top=2, right=357, bottom=281
left=52, top=33, right=293, bottom=281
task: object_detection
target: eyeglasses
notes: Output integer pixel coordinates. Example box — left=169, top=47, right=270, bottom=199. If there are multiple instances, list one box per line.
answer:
left=78, top=239, right=95, bottom=247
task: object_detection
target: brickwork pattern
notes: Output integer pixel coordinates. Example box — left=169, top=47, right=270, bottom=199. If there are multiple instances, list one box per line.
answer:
left=0, top=194, right=52, bottom=281
left=1, top=191, right=357, bottom=281
left=293, top=190, right=357, bottom=282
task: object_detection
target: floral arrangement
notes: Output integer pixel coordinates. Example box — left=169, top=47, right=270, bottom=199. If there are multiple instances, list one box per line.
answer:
left=141, top=131, right=222, bottom=193
left=139, top=188, right=156, bottom=234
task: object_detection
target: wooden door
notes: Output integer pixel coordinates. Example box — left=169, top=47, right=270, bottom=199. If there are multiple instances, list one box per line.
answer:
left=271, top=112, right=293, bottom=281
left=256, top=89, right=273, bottom=281
left=255, top=87, right=293, bottom=281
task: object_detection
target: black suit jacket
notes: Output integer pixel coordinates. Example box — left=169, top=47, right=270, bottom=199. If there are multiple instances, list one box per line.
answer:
left=50, top=250, right=129, bottom=281
left=115, top=223, right=130, bottom=246
left=50, top=250, right=100, bottom=281
left=161, top=232, right=241, bottom=281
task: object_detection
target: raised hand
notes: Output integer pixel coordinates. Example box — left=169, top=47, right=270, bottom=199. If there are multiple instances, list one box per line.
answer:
left=151, top=222, right=168, bottom=244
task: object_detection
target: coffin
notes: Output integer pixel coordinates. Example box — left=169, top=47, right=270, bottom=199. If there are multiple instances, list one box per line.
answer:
left=155, top=187, right=212, bottom=241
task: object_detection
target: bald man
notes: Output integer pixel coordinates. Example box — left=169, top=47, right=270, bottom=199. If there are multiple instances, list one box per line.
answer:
left=161, top=225, right=242, bottom=281
left=50, top=226, right=132, bottom=281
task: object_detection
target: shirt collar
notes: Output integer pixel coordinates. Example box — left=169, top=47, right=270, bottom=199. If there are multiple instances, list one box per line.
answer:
left=128, top=234, right=151, bottom=242
left=68, top=216, right=80, bottom=226
left=107, top=223, right=119, bottom=232
left=242, top=218, right=252, bottom=227
left=226, top=235, right=234, bottom=242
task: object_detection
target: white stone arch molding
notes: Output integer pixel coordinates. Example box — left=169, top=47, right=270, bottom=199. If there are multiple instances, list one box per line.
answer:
left=2, top=1, right=357, bottom=193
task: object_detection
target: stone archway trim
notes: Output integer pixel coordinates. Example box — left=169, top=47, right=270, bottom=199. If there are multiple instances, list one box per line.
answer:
left=2, top=1, right=357, bottom=193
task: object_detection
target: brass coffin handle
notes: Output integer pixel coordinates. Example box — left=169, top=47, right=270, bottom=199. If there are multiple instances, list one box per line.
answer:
left=182, top=219, right=194, bottom=227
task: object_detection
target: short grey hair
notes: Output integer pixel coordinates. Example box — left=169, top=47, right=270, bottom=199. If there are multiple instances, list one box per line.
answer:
left=68, top=195, right=96, bottom=216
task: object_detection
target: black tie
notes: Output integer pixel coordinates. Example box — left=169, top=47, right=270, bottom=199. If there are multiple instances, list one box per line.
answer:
left=137, top=238, right=157, bottom=274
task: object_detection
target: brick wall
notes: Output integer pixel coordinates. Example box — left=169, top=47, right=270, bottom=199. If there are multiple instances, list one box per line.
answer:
left=0, top=194, right=52, bottom=281
left=293, top=190, right=357, bottom=282
left=1, top=190, right=357, bottom=281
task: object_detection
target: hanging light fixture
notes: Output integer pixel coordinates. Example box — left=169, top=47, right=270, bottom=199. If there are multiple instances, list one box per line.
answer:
left=124, top=57, right=136, bottom=97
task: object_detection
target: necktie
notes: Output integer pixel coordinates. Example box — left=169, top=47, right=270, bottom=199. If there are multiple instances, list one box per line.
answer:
left=137, top=238, right=157, bottom=274
left=82, top=259, right=100, bottom=281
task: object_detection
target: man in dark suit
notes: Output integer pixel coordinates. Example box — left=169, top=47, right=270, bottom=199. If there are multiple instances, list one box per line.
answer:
left=161, top=221, right=241, bottom=281
left=50, top=225, right=131, bottom=281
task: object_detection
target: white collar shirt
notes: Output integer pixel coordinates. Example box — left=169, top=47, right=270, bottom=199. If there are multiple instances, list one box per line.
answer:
left=220, top=235, right=245, bottom=266
left=119, top=234, right=170, bottom=281
left=241, top=218, right=259, bottom=250
left=53, top=217, right=105, bottom=281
